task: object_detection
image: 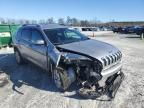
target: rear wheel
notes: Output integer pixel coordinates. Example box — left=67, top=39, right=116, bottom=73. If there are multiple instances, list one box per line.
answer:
left=14, top=50, right=24, bottom=64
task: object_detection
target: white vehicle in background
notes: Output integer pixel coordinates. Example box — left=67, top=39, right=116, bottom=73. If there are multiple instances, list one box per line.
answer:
left=72, top=27, right=111, bottom=37
left=72, top=27, right=96, bottom=37
left=92, top=27, right=101, bottom=31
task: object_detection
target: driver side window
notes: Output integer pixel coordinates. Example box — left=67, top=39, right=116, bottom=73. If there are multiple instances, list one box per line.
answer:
left=31, top=30, right=44, bottom=44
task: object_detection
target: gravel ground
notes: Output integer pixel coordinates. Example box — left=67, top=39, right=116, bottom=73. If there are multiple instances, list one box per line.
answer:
left=0, top=33, right=144, bottom=108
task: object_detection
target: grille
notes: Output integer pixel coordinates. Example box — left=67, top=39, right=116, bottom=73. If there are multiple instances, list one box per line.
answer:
left=101, top=51, right=122, bottom=68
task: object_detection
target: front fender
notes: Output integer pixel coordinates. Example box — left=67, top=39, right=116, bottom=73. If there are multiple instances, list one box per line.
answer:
left=48, top=45, right=61, bottom=67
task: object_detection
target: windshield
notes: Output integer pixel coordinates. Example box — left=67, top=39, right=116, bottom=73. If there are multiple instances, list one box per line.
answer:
left=44, top=28, right=89, bottom=45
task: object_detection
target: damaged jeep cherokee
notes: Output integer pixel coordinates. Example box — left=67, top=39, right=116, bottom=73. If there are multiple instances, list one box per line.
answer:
left=13, top=24, right=124, bottom=99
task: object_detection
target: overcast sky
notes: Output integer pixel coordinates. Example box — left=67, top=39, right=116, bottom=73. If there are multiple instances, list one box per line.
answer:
left=0, top=0, right=144, bottom=22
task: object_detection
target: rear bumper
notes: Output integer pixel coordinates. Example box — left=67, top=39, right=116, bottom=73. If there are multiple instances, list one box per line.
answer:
left=98, top=62, right=122, bottom=87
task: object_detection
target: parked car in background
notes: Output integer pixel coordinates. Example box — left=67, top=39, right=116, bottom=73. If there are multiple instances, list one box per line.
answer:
left=73, top=27, right=96, bottom=36
left=72, top=27, right=94, bottom=36
left=112, top=26, right=144, bottom=36
left=99, top=27, right=109, bottom=31
left=73, top=27, right=111, bottom=37
left=130, top=26, right=144, bottom=35
left=125, top=26, right=135, bottom=34
left=91, top=27, right=101, bottom=31
left=122, top=26, right=144, bottom=35
left=121, top=26, right=130, bottom=33
left=112, top=27, right=122, bottom=33
left=13, top=24, right=124, bottom=99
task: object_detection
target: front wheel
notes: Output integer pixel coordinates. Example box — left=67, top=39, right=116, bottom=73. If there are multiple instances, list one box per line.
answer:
left=53, top=68, right=70, bottom=91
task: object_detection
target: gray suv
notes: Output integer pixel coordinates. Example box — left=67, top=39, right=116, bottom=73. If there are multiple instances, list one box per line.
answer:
left=13, top=24, right=124, bottom=99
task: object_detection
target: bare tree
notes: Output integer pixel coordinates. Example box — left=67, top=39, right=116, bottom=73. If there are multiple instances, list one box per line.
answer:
left=25, top=20, right=30, bottom=24
left=58, top=18, right=65, bottom=24
left=0, top=18, right=6, bottom=24
left=11, top=19, right=17, bottom=24
left=39, top=19, right=45, bottom=24
left=46, top=17, right=55, bottom=24
left=18, top=19, right=26, bottom=24
left=31, top=20, right=37, bottom=24
left=80, top=20, right=90, bottom=26
left=71, top=18, right=79, bottom=26
left=66, top=16, right=72, bottom=25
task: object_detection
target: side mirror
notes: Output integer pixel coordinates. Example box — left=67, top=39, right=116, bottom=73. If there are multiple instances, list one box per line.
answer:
left=33, top=40, right=45, bottom=45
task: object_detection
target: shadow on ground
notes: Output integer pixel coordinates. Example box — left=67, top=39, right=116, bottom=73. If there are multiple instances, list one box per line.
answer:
left=118, top=34, right=141, bottom=39
left=125, top=36, right=140, bottom=39
left=0, top=53, right=81, bottom=94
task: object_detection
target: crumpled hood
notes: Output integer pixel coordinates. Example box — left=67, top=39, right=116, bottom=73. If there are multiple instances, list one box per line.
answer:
left=57, top=39, right=120, bottom=61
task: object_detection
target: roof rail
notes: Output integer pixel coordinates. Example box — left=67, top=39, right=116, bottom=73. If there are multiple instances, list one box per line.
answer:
left=22, top=24, right=40, bottom=27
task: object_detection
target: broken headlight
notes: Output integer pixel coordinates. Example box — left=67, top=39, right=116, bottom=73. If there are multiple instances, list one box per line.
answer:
left=61, top=52, right=91, bottom=64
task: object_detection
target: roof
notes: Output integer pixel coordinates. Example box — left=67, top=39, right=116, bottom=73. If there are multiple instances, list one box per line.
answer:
left=22, top=24, right=68, bottom=30
left=41, top=24, right=68, bottom=29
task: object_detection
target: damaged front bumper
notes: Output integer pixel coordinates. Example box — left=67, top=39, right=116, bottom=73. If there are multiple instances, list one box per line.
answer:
left=78, top=69, right=124, bottom=99
left=48, top=44, right=124, bottom=99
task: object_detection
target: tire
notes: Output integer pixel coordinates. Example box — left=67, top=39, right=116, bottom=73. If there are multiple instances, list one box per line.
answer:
left=136, top=33, right=139, bottom=35
left=109, top=72, right=124, bottom=98
left=53, top=68, right=70, bottom=91
left=14, top=50, right=24, bottom=65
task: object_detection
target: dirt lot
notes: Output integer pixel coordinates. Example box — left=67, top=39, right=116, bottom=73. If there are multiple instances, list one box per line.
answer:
left=0, top=33, right=144, bottom=108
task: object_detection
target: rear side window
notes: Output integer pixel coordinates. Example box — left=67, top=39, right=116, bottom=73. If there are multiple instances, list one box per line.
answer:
left=17, top=29, right=21, bottom=38
left=21, top=29, right=31, bottom=41
left=14, top=29, right=21, bottom=41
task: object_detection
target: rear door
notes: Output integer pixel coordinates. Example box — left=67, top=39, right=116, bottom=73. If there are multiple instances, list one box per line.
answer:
left=18, top=29, right=32, bottom=60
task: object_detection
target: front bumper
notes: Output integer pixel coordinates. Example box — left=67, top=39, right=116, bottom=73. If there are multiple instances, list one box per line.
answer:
left=78, top=71, right=124, bottom=99
left=98, top=62, right=122, bottom=87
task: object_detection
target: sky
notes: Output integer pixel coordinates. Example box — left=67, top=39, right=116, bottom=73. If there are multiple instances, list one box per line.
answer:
left=0, top=0, right=144, bottom=22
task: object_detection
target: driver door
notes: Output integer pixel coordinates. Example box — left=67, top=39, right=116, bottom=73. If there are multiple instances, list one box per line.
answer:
left=30, top=29, right=47, bottom=69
